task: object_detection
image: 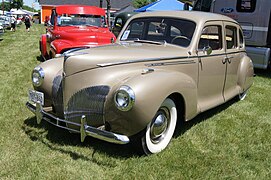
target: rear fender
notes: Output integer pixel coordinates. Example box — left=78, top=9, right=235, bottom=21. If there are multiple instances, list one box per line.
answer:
left=237, top=55, right=254, bottom=92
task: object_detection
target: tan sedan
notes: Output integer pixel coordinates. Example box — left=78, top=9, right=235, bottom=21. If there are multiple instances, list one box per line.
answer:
left=27, top=11, right=254, bottom=155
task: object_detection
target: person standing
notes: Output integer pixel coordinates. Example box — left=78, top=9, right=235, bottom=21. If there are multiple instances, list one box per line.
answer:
left=24, top=15, right=31, bottom=32
left=10, top=16, right=16, bottom=32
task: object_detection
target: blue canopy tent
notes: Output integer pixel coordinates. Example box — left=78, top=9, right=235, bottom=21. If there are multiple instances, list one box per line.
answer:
left=135, top=0, right=186, bottom=12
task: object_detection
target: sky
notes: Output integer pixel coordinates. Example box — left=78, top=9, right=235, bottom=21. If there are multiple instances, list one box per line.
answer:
left=23, top=0, right=40, bottom=10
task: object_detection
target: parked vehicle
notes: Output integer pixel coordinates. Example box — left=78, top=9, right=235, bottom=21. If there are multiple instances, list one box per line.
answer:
left=0, top=25, right=4, bottom=36
left=40, top=5, right=116, bottom=60
left=0, top=15, right=11, bottom=29
left=193, top=0, right=271, bottom=69
left=112, top=12, right=137, bottom=37
left=27, top=11, right=254, bottom=155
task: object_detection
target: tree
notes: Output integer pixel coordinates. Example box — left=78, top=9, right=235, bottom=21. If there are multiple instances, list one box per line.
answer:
left=1, top=1, right=11, bottom=11
left=133, top=0, right=156, bottom=8
left=10, top=0, right=23, bottom=10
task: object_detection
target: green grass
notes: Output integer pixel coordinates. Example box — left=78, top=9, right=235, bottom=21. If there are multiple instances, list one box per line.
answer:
left=0, top=24, right=270, bottom=179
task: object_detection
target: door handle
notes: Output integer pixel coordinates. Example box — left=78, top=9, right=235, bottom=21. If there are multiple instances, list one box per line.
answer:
left=222, top=57, right=227, bottom=64
left=227, top=56, right=233, bottom=64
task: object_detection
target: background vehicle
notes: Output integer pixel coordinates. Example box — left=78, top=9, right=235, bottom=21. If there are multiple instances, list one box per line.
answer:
left=27, top=11, right=253, bottom=155
left=112, top=12, right=137, bottom=37
left=193, top=0, right=271, bottom=69
left=0, top=15, right=11, bottom=29
left=0, top=25, right=4, bottom=36
left=40, top=5, right=116, bottom=60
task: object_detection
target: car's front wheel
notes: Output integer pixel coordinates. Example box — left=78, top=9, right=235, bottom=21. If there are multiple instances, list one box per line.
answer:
left=141, top=98, right=177, bottom=155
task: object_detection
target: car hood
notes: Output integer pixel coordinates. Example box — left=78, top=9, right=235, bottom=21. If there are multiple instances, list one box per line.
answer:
left=64, top=41, right=191, bottom=76
left=55, top=26, right=114, bottom=44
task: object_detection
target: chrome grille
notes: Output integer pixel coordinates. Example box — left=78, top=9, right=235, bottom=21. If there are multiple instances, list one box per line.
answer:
left=65, top=86, right=110, bottom=126
left=52, top=75, right=64, bottom=117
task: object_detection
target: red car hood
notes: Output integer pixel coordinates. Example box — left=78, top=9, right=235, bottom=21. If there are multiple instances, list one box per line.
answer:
left=53, top=26, right=114, bottom=46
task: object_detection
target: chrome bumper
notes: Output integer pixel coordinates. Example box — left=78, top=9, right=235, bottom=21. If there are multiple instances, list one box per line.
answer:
left=26, top=102, right=130, bottom=144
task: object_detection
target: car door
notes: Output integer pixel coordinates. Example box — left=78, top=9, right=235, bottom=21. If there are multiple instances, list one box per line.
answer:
left=197, top=21, right=227, bottom=112
left=223, top=22, right=241, bottom=101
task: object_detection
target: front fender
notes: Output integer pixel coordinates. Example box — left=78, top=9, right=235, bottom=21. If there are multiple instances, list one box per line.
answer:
left=51, top=40, right=73, bottom=54
left=34, top=57, right=64, bottom=106
left=105, top=69, right=198, bottom=136
left=40, top=34, right=47, bottom=57
left=237, top=54, right=254, bottom=92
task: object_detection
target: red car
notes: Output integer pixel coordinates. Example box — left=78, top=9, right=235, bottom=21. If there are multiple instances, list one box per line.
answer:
left=40, top=5, right=116, bottom=60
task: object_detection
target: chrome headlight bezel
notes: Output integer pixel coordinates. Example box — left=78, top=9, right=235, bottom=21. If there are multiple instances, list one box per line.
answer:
left=114, top=85, right=135, bottom=111
left=32, top=66, right=45, bottom=87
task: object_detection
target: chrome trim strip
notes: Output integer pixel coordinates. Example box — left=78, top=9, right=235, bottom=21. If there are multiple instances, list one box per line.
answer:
left=97, top=51, right=245, bottom=67
left=145, top=60, right=196, bottom=67
left=97, top=56, right=192, bottom=67
left=26, top=102, right=130, bottom=144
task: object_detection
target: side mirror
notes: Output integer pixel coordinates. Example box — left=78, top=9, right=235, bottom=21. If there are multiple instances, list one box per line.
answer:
left=203, top=46, right=212, bottom=55
left=183, top=3, right=190, bottom=10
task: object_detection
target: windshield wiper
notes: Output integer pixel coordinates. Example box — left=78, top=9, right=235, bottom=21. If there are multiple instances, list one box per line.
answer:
left=134, top=39, right=166, bottom=45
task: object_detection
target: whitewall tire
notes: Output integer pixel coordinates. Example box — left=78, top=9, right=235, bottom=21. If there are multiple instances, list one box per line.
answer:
left=141, top=98, right=177, bottom=154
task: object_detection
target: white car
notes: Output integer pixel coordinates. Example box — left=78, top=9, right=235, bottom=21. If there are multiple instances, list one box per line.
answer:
left=0, top=25, right=4, bottom=36
left=0, top=15, right=11, bottom=29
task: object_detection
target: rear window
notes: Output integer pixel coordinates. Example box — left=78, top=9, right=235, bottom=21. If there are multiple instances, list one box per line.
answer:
left=236, top=0, right=257, bottom=13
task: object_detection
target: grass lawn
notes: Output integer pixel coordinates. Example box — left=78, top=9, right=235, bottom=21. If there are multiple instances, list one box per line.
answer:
left=0, top=24, right=270, bottom=179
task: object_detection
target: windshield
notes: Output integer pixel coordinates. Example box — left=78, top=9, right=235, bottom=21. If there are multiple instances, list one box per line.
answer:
left=57, top=14, right=107, bottom=27
left=120, top=17, right=196, bottom=47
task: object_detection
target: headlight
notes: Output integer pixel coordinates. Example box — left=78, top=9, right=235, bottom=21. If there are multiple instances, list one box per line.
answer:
left=32, top=66, right=45, bottom=87
left=115, top=85, right=135, bottom=111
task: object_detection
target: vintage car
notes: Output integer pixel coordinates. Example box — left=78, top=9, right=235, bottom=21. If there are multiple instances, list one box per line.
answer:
left=27, top=11, right=254, bottom=155
left=40, top=5, right=116, bottom=60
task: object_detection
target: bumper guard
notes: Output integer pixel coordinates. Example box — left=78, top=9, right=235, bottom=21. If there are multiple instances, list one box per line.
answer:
left=26, top=102, right=130, bottom=144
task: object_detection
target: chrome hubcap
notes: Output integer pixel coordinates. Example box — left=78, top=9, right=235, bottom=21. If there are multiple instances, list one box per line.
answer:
left=150, top=108, right=170, bottom=143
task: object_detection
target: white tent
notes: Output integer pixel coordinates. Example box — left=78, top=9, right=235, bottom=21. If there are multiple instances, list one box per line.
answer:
left=21, top=9, right=36, bottom=16
left=10, top=9, right=27, bottom=15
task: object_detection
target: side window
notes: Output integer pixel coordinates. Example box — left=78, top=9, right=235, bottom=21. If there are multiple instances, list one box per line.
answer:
left=226, top=26, right=237, bottom=49
left=115, top=17, right=123, bottom=27
left=236, top=0, right=257, bottom=13
left=239, top=29, right=244, bottom=48
left=198, top=25, right=222, bottom=50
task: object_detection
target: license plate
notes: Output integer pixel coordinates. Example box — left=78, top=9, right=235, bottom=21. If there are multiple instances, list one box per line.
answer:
left=28, top=90, right=44, bottom=106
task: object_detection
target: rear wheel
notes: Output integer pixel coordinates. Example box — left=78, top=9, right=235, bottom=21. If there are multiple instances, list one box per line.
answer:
left=141, top=98, right=177, bottom=155
left=238, top=90, right=247, bottom=101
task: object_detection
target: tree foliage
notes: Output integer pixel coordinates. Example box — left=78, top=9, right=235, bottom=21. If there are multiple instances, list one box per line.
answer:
left=133, top=0, right=156, bottom=8
left=22, top=5, right=39, bottom=12
left=11, top=0, right=23, bottom=9
left=1, top=0, right=23, bottom=11
left=1, top=2, right=10, bottom=12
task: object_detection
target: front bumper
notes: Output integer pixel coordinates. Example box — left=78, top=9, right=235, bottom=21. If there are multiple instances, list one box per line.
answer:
left=26, top=102, right=130, bottom=144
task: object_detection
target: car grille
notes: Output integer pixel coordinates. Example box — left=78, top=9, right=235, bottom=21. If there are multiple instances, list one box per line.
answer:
left=52, top=75, right=64, bottom=117
left=64, top=85, right=110, bottom=127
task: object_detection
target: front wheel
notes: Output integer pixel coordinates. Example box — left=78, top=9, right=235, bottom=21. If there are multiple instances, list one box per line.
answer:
left=141, top=98, right=177, bottom=155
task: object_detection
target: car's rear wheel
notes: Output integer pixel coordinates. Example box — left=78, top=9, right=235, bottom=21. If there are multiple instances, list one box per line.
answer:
left=141, top=98, right=177, bottom=155
left=238, top=90, right=247, bottom=100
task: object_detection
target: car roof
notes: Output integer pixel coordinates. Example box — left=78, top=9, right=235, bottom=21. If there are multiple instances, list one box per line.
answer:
left=130, top=11, right=238, bottom=24
left=55, top=5, right=105, bottom=16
